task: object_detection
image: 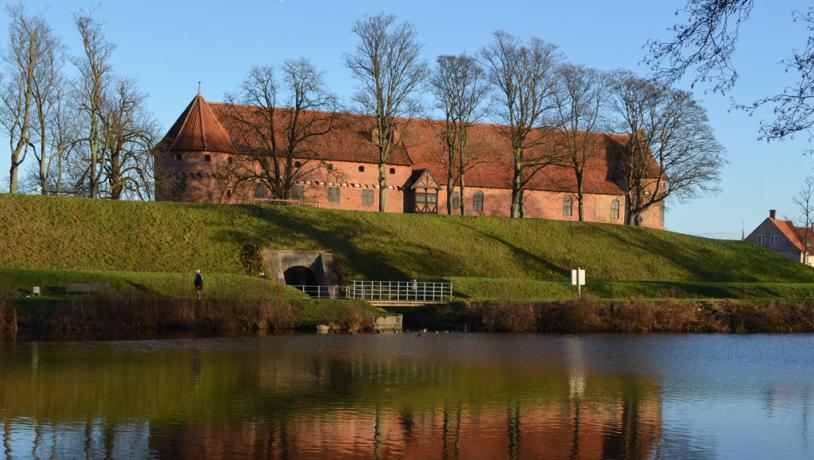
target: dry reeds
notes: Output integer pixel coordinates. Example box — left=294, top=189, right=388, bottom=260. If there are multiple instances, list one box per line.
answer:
left=463, top=298, right=814, bottom=333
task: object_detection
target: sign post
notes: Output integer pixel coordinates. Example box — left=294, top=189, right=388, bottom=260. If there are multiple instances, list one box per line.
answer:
left=571, top=268, right=586, bottom=299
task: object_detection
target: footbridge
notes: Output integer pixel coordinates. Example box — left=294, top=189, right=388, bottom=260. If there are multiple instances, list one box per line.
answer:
left=291, top=280, right=454, bottom=307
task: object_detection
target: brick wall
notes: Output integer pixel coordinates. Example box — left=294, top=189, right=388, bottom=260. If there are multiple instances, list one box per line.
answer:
left=155, top=150, right=665, bottom=229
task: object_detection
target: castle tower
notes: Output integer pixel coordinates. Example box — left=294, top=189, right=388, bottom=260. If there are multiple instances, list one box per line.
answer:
left=154, top=92, right=237, bottom=202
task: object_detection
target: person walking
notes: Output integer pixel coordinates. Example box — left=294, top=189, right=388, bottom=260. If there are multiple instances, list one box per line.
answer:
left=194, top=270, right=203, bottom=300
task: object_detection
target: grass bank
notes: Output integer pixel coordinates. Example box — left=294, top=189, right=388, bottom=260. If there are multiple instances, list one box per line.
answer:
left=2, top=194, right=813, bottom=283
left=0, top=268, right=383, bottom=338
left=399, top=298, right=814, bottom=333
left=450, top=277, right=814, bottom=301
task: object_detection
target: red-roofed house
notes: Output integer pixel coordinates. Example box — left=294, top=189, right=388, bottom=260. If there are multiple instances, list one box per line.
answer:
left=154, top=93, right=665, bottom=229
left=745, top=209, right=814, bottom=266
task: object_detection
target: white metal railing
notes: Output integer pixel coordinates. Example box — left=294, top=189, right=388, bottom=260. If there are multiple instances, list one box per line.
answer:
left=291, top=281, right=454, bottom=303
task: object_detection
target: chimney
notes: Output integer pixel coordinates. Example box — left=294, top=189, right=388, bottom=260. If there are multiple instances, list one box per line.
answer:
left=770, top=209, right=777, bottom=219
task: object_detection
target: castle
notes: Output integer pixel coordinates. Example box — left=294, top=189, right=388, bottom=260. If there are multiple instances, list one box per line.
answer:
left=154, top=93, right=664, bottom=229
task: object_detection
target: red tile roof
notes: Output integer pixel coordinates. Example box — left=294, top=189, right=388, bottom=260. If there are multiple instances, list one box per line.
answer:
left=158, top=95, right=653, bottom=194
left=160, top=95, right=236, bottom=154
left=771, top=218, right=814, bottom=252
left=208, top=103, right=414, bottom=166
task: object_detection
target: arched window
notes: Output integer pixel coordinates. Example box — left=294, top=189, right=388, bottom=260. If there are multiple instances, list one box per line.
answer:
left=254, top=182, right=269, bottom=199
left=610, top=199, right=620, bottom=220
left=473, top=191, right=484, bottom=213
left=563, top=196, right=573, bottom=217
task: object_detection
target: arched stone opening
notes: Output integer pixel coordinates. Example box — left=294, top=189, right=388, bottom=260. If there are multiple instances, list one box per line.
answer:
left=283, top=266, right=319, bottom=286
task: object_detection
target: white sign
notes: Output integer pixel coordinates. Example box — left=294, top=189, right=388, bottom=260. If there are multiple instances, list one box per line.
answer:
left=571, top=268, right=586, bottom=299
left=570, top=268, right=585, bottom=286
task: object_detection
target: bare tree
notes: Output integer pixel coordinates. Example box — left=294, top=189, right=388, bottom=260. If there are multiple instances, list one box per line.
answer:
left=28, top=17, right=63, bottom=195
left=552, top=64, right=607, bottom=221
left=346, top=13, right=427, bottom=212
left=646, top=1, right=814, bottom=152
left=609, top=71, right=726, bottom=225
left=223, top=59, right=340, bottom=200
left=428, top=54, right=488, bottom=214
left=72, top=9, right=114, bottom=198
left=793, top=177, right=814, bottom=264
left=0, top=4, right=59, bottom=194
left=101, top=78, right=159, bottom=200
left=481, top=31, right=562, bottom=217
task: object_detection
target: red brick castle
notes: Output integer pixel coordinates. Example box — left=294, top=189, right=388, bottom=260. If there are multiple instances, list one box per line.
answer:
left=154, top=93, right=664, bottom=229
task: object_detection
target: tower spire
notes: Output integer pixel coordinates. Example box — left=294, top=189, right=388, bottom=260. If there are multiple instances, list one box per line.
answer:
left=197, top=81, right=202, bottom=96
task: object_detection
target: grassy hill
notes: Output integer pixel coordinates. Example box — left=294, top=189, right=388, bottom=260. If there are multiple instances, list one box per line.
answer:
left=1, top=194, right=812, bottom=283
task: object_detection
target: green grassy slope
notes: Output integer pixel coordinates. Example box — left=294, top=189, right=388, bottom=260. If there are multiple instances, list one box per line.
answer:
left=1, top=194, right=812, bottom=283
left=450, top=277, right=814, bottom=301
left=0, top=268, right=306, bottom=301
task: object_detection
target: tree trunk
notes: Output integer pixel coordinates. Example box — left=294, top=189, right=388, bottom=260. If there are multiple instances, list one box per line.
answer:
left=447, top=140, right=455, bottom=215
left=458, top=145, right=466, bottom=215
left=9, top=163, right=19, bottom=194
left=378, top=161, right=387, bottom=212
left=510, top=159, right=522, bottom=218
left=576, top=174, right=584, bottom=221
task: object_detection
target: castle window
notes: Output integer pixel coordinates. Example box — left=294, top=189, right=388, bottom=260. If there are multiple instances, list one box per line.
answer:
left=389, top=168, right=396, bottom=175
left=563, top=196, right=573, bottom=217
left=757, top=234, right=766, bottom=245
left=175, top=153, right=182, bottom=161
left=328, top=186, right=340, bottom=203
left=362, top=189, right=375, bottom=206
left=204, top=154, right=211, bottom=162
left=473, top=191, right=484, bottom=213
left=610, top=199, right=620, bottom=220
left=451, top=191, right=460, bottom=211
left=291, top=184, right=305, bottom=200
left=254, top=183, right=269, bottom=199
left=769, top=234, right=779, bottom=246
left=358, top=165, right=365, bottom=172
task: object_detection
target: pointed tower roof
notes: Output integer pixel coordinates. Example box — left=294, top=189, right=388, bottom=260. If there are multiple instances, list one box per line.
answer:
left=160, top=93, right=236, bottom=154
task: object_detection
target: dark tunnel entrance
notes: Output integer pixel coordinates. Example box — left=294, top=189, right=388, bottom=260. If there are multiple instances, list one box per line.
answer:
left=284, top=266, right=318, bottom=287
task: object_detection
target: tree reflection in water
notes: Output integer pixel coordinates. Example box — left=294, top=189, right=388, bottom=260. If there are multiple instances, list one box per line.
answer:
left=15, top=334, right=814, bottom=458
left=0, top=336, right=670, bottom=459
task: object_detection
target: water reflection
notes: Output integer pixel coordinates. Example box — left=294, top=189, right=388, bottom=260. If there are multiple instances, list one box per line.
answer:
left=0, top=334, right=812, bottom=459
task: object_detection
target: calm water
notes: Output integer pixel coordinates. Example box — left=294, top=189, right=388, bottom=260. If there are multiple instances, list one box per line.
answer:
left=0, top=334, right=812, bottom=459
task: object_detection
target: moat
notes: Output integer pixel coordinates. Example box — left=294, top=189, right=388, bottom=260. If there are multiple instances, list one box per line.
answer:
left=0, top=334, right=812, bottom=459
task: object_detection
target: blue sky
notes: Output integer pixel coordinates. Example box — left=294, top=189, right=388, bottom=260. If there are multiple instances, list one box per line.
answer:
left=1, top=0, right=811, bottom=238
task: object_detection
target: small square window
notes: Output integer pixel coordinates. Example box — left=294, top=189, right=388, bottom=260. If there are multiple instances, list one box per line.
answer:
left=328, top=186, right=340, bottom=203
left=362, top=189, right=375, bottom=206
left=228, top=157, right=233, bottom=164
left=327, top=164, right=334, bottom=171
left=294, top=161, right=302, bottom=167
left=175, top=153, right=182, bottom=161
left=389, top=168, right=396, bottom=175
left=358, top=165, right=365, bottom=172
left=204, top=154, right=211, bottom=162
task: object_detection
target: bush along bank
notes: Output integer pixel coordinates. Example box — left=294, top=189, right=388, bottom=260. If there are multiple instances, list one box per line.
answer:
left=401, top=298, right=814, bottom=333
left=0, top=296, right=378, bottom=339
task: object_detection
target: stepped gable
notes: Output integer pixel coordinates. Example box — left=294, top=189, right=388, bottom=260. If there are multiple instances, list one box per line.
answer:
left=159, top=95, right=236, bottom=154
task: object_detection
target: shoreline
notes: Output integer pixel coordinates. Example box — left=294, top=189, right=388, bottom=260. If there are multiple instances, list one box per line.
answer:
left=3, top=296, right=814, bottom=340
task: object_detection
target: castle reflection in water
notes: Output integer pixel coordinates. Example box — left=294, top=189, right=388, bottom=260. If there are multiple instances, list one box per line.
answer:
left=0, top=335, right=669, bottom=459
